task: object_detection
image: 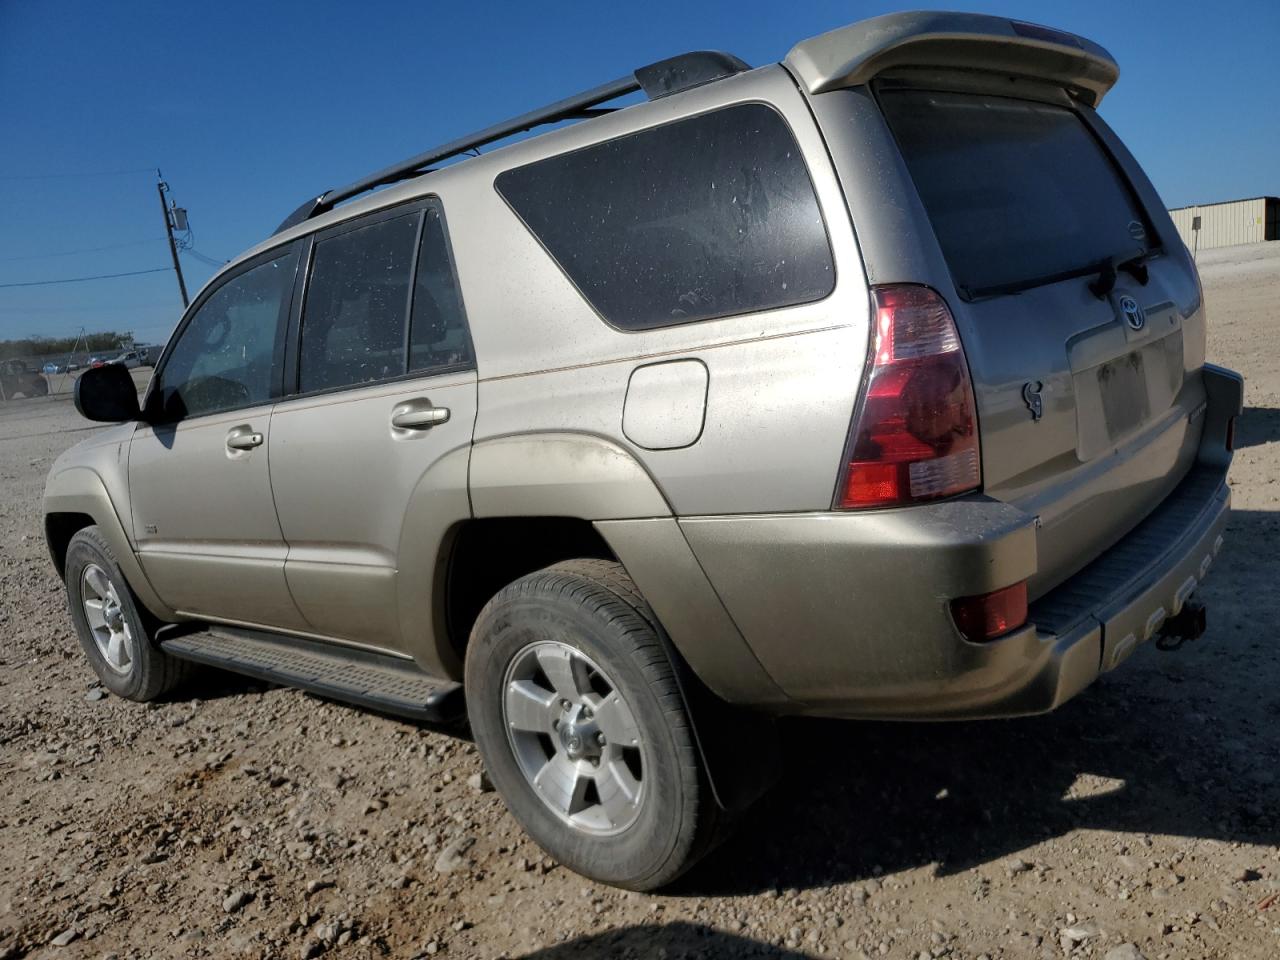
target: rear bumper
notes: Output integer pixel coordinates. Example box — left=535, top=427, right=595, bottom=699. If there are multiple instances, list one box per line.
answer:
left=676, top=364, right=1242, bottom=719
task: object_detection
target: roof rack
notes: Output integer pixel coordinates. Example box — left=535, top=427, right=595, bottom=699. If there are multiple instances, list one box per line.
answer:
left=273, top=50, right=750, bottom=235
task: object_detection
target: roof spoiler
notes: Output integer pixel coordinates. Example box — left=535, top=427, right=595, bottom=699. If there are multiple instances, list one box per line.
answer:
left=785, top=11, right=1118, bottom=106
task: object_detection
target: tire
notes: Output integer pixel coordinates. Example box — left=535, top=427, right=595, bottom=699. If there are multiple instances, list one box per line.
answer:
left=466, top=559, right=719, bottom=891
left=64, top=526, right=189, bottom=701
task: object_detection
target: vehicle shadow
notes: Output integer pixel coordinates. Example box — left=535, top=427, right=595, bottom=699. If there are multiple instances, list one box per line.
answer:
left=515, top=922, right=816, bottom=959
left=1235, top=405, right=1280, bottom=450
left=678, top=506, right=1280, bottom=896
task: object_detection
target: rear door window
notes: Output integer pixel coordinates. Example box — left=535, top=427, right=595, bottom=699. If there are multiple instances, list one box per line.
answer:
left=496, top=103, right=834, bottom=330
left=878, top=89, right=1153, bottom=298
left=299, top=211, right=420, bottom=393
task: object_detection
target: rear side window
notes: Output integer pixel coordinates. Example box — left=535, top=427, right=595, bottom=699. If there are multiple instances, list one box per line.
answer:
left=409, top=205, right=473, bottom=373
left=299, top=212, right=419, bottom=393
left=879, top=90, right=1153, bottom=298
left=496, top=103, right=834, bottom=330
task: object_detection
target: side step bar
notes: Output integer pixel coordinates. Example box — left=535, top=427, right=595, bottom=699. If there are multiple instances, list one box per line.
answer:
left=160, top=627, right=465, bottom=723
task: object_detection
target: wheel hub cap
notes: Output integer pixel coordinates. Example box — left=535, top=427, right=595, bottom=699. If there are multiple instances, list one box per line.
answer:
left=557, top=706, right=603, bottom=763
left=502, top=641, right=644, bottom=836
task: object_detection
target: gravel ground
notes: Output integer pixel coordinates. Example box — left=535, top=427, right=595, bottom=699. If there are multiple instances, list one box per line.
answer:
left=1, top=244, right=1278, bottom=960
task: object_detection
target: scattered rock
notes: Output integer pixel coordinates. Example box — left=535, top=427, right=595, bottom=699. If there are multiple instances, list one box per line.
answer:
left=306, top=879, right=335, bottom=896
left=49, top=929, right=79, bottom=947
left=222, top=890, right=253, bottom=913
left=1006, top=858, right=1033, bottom=874
left=1104, top=946, right=1145, bottom=960
left=434, top=835, right=476, bottom=874
left=85, top=688, right=106, bottom=702
left=1060, top=921, right=1101, bottom=942
left=467, top=771, right=494, bottom=793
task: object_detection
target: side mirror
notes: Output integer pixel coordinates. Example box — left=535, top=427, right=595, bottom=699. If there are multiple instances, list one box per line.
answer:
left=74, top=364, right=140, bottom=422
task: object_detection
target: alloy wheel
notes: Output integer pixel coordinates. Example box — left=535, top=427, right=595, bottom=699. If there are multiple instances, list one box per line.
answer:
left=502, top=641, right=644, bottom=835
left=80, top=562, right=135, bottom=675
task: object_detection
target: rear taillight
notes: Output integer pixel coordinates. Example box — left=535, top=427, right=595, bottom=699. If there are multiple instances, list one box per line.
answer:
left=951, top=582, right=1029, bottom=642
left=836, top=285, right=980, bottom=509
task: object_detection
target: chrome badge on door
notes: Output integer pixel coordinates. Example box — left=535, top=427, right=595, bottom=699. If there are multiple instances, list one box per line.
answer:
left=1119, top=295, right=1146, bottom=331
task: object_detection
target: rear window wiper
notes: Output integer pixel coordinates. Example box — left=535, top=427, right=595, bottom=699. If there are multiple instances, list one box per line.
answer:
left=1089, top=249, right=1151, bottom=299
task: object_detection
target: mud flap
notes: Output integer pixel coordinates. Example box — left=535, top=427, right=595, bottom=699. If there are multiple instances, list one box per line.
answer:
left=657, top=631, right=781, bottom=814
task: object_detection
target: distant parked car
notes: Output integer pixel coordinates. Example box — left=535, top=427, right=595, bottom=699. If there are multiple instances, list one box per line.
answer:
left=42, top=361, right=62, bottom=375
left=108, top=351, right=142, bottom=369
left=0, top=359, right=49, bottom=399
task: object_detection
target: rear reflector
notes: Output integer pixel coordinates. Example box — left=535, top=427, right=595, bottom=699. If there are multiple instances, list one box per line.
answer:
left=836, top=285, right=980, bottom=509
left=951, top=582, right=1029, bottom=642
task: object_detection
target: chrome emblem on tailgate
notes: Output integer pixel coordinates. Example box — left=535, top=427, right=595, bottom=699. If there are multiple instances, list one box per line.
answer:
left=1119, top=295, right=1146, bottom=330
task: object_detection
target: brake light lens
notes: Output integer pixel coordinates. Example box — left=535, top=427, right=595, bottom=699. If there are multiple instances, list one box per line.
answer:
left=951, top=582, right=1029, bottom=642
left=836, top=286, right=980, bottom=509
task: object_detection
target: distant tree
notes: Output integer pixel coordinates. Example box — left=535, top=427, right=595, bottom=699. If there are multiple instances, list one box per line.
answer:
left=0, top=331, right=134, bottom=359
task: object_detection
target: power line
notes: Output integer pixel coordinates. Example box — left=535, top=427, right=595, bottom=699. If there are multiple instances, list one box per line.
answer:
left=0, top=167, right=156, bottom=181
left=184, top=248, right=228, bottom=267
left=0, top=237, right=166, bottom=263
left=0, top=267, right=170, bottom=289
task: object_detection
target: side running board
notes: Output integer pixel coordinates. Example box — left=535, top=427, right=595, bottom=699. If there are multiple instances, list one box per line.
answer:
left=160, top=627, right=465, bottom=723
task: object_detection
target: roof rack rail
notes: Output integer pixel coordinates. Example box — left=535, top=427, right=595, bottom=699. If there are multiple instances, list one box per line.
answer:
left=273, top=50, right=750, bottom=235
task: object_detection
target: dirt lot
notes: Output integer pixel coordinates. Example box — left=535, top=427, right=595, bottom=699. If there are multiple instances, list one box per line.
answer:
left=1, top=244, right=1278, bottom=960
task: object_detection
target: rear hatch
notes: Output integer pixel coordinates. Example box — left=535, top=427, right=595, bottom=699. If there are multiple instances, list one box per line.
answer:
left=876, top=83, right=1206, bottom=596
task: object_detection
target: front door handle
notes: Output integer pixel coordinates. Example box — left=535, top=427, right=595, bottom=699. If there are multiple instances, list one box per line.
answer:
left=226, top=427, right=264, bottom=451
left=391, top=401, right=450, bottom=431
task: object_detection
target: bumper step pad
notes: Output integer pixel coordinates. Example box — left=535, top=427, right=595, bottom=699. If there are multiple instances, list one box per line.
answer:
left=1030, top=463, right=1226, bottom=637
left=160, top=628, right=464, bottom=723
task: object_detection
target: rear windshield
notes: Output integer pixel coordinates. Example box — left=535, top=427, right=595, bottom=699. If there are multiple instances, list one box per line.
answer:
left=879, top=89, right=1153, bottom=298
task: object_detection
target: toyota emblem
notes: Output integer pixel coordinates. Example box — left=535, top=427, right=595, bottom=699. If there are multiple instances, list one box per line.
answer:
left=1119, top=295, right=1145, bottom=331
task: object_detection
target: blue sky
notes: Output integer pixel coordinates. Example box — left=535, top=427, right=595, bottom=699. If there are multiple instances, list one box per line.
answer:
left=1, top=0, right=1276, bottom=345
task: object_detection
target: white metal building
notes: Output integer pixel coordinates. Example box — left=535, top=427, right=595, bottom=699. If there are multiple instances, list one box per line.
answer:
left=1168, top=196, right=1279, bottom=252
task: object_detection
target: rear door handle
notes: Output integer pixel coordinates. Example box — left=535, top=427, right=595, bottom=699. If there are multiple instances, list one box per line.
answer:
left=391, top=401, right=450, bottom=431
left=226, top=428, right=264, bottom=451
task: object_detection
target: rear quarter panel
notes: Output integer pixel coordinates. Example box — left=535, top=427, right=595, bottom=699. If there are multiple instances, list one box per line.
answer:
left=448, top=65, right=871, bottom=517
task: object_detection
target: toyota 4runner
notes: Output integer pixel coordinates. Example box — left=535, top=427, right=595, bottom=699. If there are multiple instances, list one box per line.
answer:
left=47, top=12, right=1242, bottom=889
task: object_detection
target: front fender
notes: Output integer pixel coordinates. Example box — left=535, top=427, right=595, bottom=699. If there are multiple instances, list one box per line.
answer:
left=44, top=466, right=175, bottom=620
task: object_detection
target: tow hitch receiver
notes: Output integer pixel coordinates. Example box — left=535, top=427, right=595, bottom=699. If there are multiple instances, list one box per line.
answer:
left=1156, top=598, right=1207, bottom=651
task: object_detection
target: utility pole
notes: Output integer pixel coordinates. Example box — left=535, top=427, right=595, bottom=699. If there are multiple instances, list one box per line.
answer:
left=157, top=170, right=190, bottom=308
